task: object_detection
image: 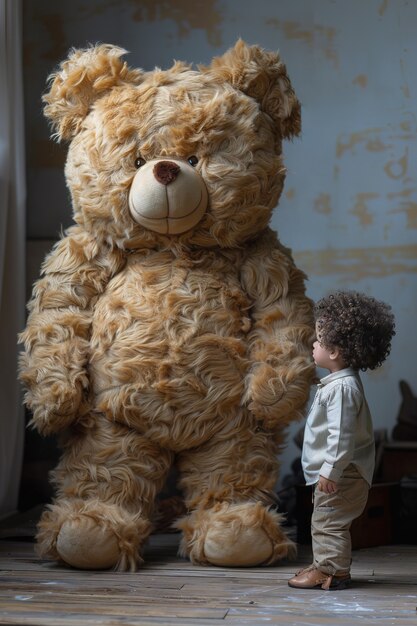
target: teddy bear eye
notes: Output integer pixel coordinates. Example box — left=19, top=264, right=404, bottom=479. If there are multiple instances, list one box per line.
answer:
left=134, top=156, right=146, bottom=168
left=187, top=155, right=198, bottom=166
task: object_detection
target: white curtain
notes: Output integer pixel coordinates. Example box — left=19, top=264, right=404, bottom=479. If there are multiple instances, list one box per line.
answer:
left=0, top=0, right=26, bottom=518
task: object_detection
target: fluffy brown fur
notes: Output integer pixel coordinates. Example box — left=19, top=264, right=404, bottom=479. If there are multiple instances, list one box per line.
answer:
left=19, top=40, right=315, bottom=571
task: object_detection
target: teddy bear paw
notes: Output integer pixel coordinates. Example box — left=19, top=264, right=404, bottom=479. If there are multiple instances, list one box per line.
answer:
left=29, top=381, right=86, bottom=435
left=56, top=516, right=120, bottom=570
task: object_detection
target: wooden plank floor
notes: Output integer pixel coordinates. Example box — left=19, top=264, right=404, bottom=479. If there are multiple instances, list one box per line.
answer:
left=0, top=534, right=416, bottom=626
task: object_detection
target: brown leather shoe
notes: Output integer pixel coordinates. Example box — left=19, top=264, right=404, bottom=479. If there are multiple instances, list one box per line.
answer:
left=288, top=567, right=351, bottom=590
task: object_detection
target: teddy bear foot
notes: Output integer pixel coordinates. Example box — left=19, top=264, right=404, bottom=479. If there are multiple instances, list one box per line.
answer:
left=178, top=502, right=294, bottom=567
left=56, top=516, right=120, bottom=570
left=37, top=500, right=150, bottom=571
left=204, top=521, right=273, bottom=567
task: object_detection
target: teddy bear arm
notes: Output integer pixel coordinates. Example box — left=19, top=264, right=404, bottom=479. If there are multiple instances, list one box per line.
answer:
left=246, top=292, right=315, bottom=428
left=19, top=229, right=125, bottom=435
left=241, top=233, right=315, bottom=428
left=19, top=315, right=90, bottom=435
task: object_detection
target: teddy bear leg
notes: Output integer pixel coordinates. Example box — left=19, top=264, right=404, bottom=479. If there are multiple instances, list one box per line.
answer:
left=36, top=419, right=173, bottom=571
left=176, top=422, right=295, bottom=567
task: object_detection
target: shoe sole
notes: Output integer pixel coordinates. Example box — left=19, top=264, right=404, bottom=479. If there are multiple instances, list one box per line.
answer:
left=288, top=578, right=351, bottom=590
left=327, top=578, right=351, bottom=590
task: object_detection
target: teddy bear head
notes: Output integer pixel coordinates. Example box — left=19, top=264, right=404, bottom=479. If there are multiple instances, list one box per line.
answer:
left=44, top=40, right=300, bottom=250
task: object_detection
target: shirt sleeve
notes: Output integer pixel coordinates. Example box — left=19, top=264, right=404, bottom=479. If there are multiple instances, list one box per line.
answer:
left=319, top=383, right=361, bottom=482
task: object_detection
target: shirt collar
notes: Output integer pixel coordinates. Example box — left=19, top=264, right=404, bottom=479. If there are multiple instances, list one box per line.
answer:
left=319, top=367, right=358, bottom=387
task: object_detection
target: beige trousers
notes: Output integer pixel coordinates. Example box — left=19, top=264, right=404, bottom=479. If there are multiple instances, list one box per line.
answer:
left=311, top=464, right=370, bottom=575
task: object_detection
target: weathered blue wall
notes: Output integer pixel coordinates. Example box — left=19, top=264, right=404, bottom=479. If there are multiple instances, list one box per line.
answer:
left=23, top=0, right=417, bottom=482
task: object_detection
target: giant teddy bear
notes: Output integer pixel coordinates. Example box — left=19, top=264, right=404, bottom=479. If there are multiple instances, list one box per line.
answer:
left=19, top=40, right=315, bottom=571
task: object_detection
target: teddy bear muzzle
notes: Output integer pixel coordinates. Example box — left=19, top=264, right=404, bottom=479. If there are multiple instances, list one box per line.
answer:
left=128, top=158, right=208, bottom=235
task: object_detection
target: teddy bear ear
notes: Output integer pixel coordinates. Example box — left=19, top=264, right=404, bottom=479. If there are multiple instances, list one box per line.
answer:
left=205, top=39, right=301, bottom=139
left=43, top=44, right=143, bottom=141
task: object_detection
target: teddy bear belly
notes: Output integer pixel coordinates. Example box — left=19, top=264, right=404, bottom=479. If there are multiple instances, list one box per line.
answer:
left=88, top=261, right=253, bottom=449
left=90, top=332, right=249, bottom=450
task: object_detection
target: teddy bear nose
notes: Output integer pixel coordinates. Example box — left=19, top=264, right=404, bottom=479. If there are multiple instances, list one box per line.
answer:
left=153, top=160, right=181, bottom=185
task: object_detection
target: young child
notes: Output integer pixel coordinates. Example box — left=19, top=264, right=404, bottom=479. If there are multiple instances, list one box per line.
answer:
left=288, top=291, right=395, bottom=591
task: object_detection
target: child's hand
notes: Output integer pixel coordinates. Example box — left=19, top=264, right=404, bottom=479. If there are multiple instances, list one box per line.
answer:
left=318, top=476, right=338, bottom=494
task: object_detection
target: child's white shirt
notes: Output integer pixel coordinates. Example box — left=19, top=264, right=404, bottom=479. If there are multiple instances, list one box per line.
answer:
left=301, top=367, right=375, bottom=486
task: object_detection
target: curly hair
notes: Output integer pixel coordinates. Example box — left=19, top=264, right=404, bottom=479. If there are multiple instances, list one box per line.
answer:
left=314, top=291, right=395, bottom=371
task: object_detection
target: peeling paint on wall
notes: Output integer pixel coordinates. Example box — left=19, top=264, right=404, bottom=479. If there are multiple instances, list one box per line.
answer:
left=337, top=121, right=416, bottom=160
left=334, top=120, right=416, bottom=229
left=133, top=0, right=224, bottom=46
left=352, top=74, right=368, bottom=88
left=350, top=192, right=378, bottom=226
left=336, top=128, right=388, bottom=158
left=384, top=147, right=409, bottom=180
left=296, top=244, right=417, bottom=280
left=266, top=18, right=338, bottom=67
left=399, top=58, right=410, bottom=99
left=378, top=0, right=389, bottom=17
left=314, top=193, right=332, bottom=215
left=390, top=200, right=417, bottom=229
left=79, top=0, right=224, bottom=46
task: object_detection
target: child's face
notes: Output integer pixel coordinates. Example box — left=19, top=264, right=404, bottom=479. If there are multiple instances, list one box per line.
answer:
left=312, top=338, right=334, bottom=370
left=313, top=322, right=343, bottom=372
